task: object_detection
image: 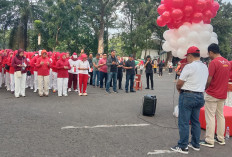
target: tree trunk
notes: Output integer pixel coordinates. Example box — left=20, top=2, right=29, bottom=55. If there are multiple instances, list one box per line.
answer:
left=98, top=18, right=105, bottom=55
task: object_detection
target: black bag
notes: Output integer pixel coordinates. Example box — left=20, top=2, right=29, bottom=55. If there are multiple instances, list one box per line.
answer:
left=5, top=64, right=10, bottom=70
left=27, top=71, right=31, bottom=76
left=142, top=95, right=157, bottom=117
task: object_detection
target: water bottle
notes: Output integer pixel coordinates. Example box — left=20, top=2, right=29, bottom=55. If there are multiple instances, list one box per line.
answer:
left=226, top=127, right=230, bottom=140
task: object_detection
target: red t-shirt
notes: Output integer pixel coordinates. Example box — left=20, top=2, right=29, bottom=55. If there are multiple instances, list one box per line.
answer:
left=206, top=57, right=231, bottom=99
left=99, top=58, right=107, bottom=73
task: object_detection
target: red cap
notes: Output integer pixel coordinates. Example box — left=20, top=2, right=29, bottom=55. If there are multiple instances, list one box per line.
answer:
left=185, top=46, right=200, bottom=56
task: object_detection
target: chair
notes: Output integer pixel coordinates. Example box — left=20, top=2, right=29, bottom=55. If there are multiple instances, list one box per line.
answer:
left=134, top=74, right=142, bottom=90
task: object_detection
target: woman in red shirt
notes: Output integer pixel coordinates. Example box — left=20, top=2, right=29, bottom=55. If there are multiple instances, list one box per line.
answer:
left=56, top=53, right=71, bottom=97
left=8, top=51, right=15, bottom=94
left=36, top=50, right=51, bottom=97
left=52, top=52, right=60, bottom=93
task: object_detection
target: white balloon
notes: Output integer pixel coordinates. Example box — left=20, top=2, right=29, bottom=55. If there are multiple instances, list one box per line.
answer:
left=178, top=25, right=190, bottom=36
left=199, top=45, right=209, bottom=58
left=177, top=37, right=187, bottom=47
left=177, top=48, right=187, bottom=59
left=210, top=37, right=219, bottom=44
left=162, top=42, right=172, bottom=51
left=172, top=49, right=178, bottom=57
left=187, top=31, right=199, bottom=43
left=191, top=23, right=202, bottom=32
left=203, top=24, right=213, bottom=33
left=212, top=32, right=218, bottom=38
left=200, top=31, right=212, bottom=42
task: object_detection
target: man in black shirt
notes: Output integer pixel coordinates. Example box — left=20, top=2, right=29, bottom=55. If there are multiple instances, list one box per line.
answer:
left=124, top=55, right=136, bottom=93
left=145, top=55, right=154, bottom=90
left=88, top=54, right=93, bottom=85
left=106, top=50, right=119, bottom=93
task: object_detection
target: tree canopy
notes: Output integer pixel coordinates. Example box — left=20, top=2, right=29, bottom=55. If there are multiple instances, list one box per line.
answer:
left=0, top=0, right=231, bottom=59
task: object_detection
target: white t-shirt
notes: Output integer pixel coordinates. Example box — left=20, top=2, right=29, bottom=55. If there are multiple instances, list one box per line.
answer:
left=68, top=59, right=79, bottom=74
left=180, top=60, right=209, bottom=92
left=77, top=60, right=90, bottom=75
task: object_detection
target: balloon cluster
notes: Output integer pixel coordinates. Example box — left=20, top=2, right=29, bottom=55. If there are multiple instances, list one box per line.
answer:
left=162, top=21, right=218, bottom=59
left=157, top=0, right=220, bottom=29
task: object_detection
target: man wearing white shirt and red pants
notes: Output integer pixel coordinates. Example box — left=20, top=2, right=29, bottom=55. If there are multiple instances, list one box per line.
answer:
left=171, top=46, right=209, bottom=154
left=77, top=54, right=90, bottom=96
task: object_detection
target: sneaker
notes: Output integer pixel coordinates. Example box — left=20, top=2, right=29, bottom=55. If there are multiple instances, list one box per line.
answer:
left=151, top=88, right=154, bottom=90
left=113, top=91, right=118, bottom=93
left=200, top=140, right=214, bottom=148
left=106, top=90, right=111, bottom=94
left=34, top=89, right=37, bottom=93
left=130, top=90, right=136, bottom=93
left=126, top=91, right=129, bottom=93
left=68, top=88, right=71, bottom=92
left=58, top=95, right=62, bottom=97
left=214, top=137, right=225, bottom=145
left=145, top=87, right=149, bottom=89
left=74, top=89, right=78, bottom=92
left=83, top=93, right=88, bottom=96
left=63, top=94, right=68, bottom=97
left=188, top=143, right=200, bottom=151
left=30, top=87, right=33, bottom=90
left=171, top=146, right=188, bottom=154
left=79, top=93, right=83, bottom=96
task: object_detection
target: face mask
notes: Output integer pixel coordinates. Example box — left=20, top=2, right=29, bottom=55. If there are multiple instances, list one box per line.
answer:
left=73, top=55, right=77, bottom=59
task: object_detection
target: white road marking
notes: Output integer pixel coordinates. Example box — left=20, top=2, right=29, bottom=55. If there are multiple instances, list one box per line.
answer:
left=147, top=150, right=176, bottom=155
left=61, top=124, right=150, bottom=129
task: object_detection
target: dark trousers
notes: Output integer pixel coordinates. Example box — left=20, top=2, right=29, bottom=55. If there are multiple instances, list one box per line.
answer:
left=100, top=71, right=108, bottom=88
left=89, top=72, right=93, bottom=85
left=154, top=68, right=157, bottom=74
left=146, top=73, right=153, bottom=88
left=169, top=68, right=173, bottom=73
left=175, top=74, right=180, bottom=80
left=68, top=73, right=78, bottom=90
left=178, top=92, right=204, bottom=148
left=117, top=72, right=123, bottom=89
left=159, top=68, right=163, bottom=76
left=125, top=74, right=135, bottom=92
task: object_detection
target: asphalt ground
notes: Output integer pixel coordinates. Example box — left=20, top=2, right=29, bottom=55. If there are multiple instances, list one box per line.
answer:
left=0, top=70, right=231, bottom=157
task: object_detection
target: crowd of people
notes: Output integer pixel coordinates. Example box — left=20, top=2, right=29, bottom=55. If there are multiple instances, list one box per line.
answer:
left=0, top=49, right=169, bottom=98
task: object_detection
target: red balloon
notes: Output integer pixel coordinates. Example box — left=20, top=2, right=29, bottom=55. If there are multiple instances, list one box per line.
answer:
left=161, top=0, right=165, bottom=4
left=212, top=10, right=217, bottom=18
left=195, top=0, right=206, bottom=12
left=184, top=6, right=193, bottom=17
left=172, top=0, right=184, bottom=8
left=212, top=1, right=220, bottom=12
left=162, top=11, right=171, bottom=23
left=192, top=13, right=203, bottom=23
left=204, top=20, right=211, bottom=24
left=164, top=0, right=173, bottom=8
left=157, top=4, right=166, bottom=15
left=157, top=16, right=166, bottom=27
left=205, top=10, right=213, bottom=19
left=205, top=0, right=213, bottom=9
left=171, top=9, right=183, bottom=20
left=185, top=0, right=196, bottom=6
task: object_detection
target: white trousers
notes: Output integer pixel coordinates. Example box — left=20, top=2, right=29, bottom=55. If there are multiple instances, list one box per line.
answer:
left=10, top=74, right=15, bottom=92
left=14, top=73, right=26, bottom=97
left=28, top=75, right=34, bottom=88
left=49, top=69, right=53, bottom=89
left=0, top=72, right=2, bottom=87
left=6, top=72, right=10, bottom=90
left=52, top=72, right=58, bottom=90
left=2, top=68, right=5, bottom=84
left=38, top=75, right=50, bottom=96
left=34, top=71, right=38, bottom=90
left=57, top=78, right=68, bottom=96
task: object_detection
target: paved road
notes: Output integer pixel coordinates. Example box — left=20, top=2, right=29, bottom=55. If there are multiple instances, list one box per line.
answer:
left=0, top=71, right=231, bottom=157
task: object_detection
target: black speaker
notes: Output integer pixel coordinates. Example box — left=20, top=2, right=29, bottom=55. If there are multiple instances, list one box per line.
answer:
left=142, top=95, right=157, bottom=116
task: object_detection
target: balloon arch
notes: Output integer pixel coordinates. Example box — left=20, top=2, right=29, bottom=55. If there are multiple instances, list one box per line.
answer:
left=156, top=0, right=220, bottom=59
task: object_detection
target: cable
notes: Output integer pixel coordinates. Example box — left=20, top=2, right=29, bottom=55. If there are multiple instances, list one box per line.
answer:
left=137, top=95, right=178, bottom=130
